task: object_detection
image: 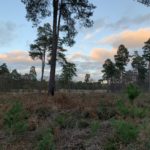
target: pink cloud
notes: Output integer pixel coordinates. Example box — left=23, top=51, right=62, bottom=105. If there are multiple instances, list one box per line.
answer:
left=0, top=50, right=40, bottom=64
left=99, top=28, right=150, bottom=48
left=90, top=48, right=116, bottom=63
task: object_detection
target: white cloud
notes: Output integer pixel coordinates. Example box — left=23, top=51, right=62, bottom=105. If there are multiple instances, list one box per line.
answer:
left=84, top=33, right=94, bottom=40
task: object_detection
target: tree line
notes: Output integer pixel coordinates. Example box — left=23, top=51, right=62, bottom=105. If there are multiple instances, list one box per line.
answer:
left=0, top=64, right=37, bottom=81
left=101, top=38, right=150, bottom=91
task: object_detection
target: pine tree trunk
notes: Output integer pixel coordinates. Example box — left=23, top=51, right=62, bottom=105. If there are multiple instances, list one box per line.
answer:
left=120, top=71, right=123, bottom=90
left=121, top=71, right=123, bottom=84
left=148, top=61, right=150, bottom=91
left=41, top=56, right=45, bottom=82
left=48, top=0, right=59, bottom=96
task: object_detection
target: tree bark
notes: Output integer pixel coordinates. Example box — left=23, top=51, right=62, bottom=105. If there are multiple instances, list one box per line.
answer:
left=148, top=61, right=150, bottom=91
left=41, top=53, right=45, bottom=82
left=48, top=0, right=59, bottom=96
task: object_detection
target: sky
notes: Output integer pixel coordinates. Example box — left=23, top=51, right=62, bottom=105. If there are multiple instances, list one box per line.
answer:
left=0, top=0, right=150, bottom=81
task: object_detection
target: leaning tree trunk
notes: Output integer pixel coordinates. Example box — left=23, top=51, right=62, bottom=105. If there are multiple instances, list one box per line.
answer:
left=48, top=0, right=59, bottom=96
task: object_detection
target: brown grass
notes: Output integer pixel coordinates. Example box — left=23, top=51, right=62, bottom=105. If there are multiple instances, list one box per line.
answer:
left=0, top=92, right=150, bottom=150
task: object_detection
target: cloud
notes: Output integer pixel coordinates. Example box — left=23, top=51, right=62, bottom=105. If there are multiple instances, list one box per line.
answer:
left=84, top=13, right=150, bottom=34
left=106, top=13, right=150, bottom=30
left=0, top=50, right=50, bottom=79
left=0, top=48, right=115, bottom=81
left=84, top=27, right=102, bottom=40
left=67, top=48, right=117, bottom=81
left=0, top=22, right=17, bottom=47
left=99, top=28, right=150, bottom=49
left=74, top=61, right=102, bottom=81
left=67, top=52, right=91, bottom=62
left=84, top=33, right=94, bottom=40
left=81, top=13, right=150, bottom=42
left=90, top=48, right=116, bottom=63
left=0, top=50, right=41, bottom=75
left=0, top=50, right=40, bottom=64
left=0, top=50, right=64, bottom=79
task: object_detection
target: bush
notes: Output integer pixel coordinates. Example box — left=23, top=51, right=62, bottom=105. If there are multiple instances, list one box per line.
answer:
left=116, top=99, right=146, bottom=118
left=126, top=84, right=140, bottom=103
left=38, top=128, right=55, bottom=150
left=116, top=99, right=129, bottom=116
left=130, top=107, right=146, bottom=118
left=104, top=138, right=117, bottom=150
left=4, top=101, right=28, bottom=135
left=55, top=114, right=66, bottom=128
left=145, top=138, right=150, bottom=150
left=55, top=113, right=78, bottom=129
left=90, top=120, right=101, bottom=136
left=112, top=120, right=139, bottom=144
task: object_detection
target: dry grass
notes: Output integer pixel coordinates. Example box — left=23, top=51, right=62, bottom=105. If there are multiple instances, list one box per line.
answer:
left=0, top=92, right=150, bottom=150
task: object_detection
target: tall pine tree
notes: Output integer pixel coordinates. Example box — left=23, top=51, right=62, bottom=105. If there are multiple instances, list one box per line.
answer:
left=143, top=38, right=150, bottom=91
left=21, top=0, right=96, bottom=95
left=132, top=51, right=147, bottom=84
left=114, top=45, right=129, bottom=83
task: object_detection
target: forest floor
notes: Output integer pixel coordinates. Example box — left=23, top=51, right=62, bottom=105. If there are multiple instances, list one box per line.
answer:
left=0, top=91, right=150, bottom=150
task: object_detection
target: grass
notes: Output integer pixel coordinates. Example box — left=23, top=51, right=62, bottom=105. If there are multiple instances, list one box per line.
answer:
left=55, top=114, right=67, bottom=128
left=37, top=128, right=55, bottom=150
left=104, top=138, right=118, bottom=150
left=90, top=120, right=101, bottom=136
left=0, top=92, right=149, bottom=149
left=111, top=119, right=139, bottom=144
left=3, top=101, right=29, bottom=135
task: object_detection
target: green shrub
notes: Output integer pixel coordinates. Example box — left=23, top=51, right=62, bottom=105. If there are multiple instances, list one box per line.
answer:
left=145, top=138, right=150, bottom=150
left=4, top=101, right=28, bottom=135
left=129, top=107, right=146, bottom=118
left=116, top=99, right=129, bottom=116
left=38, top=128, right=55, bottom=150
left=55, top=113, right=78, bottom=129
left=126, top=84, right=140, bottom=103
left=90, top=120, right=101, bottom=136
left=55, top=114, right=66, bottom=128
left=112, top=120, right=139, bottom=144
left=104, top=138, right=117, bottom=150
left=116, top=99, right=146, bottom=118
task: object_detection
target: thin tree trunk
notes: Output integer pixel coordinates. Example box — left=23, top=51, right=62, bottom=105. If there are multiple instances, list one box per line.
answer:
left=107, top=79, right=109, bottom=93
left=148, top=61, right=150, bottom=91
left=41, top=56, right=45, bottom=82
left=39, top=52, right=46, bottom=93
left=48, top=0, right=59, bottom=96
left=121, top=71, right=123, bottom=84
left=120, top=71, right=123, bottom=90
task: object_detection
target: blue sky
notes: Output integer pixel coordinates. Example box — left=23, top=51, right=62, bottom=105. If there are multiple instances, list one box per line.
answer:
left=0, top=0, right=150, bottom=81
